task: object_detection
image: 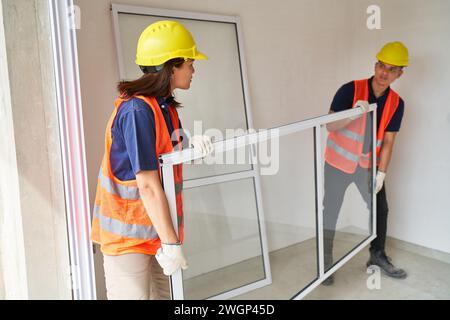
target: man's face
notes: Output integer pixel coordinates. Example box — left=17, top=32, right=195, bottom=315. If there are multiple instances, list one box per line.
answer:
left=374, top=61, right=403, bottom=87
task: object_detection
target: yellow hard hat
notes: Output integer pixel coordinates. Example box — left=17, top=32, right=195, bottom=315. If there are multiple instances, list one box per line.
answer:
left=135, top=20, right=207, bottom=67
left=376, top=41, right=409, bottom=67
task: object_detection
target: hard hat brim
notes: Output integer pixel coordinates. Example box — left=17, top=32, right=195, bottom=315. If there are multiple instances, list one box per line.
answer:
left=136, top=50, right=208, bottom=66
left=193, top=51, right=208, bottom=60
left=376, top=53, right=408, bottom=67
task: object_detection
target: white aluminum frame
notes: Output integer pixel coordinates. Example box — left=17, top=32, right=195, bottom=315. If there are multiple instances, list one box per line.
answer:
left=160, top=105, right=377, bottom=300
left=294, top=106, right=377, bottom=299
left=48, top=0, right=96, bottom=300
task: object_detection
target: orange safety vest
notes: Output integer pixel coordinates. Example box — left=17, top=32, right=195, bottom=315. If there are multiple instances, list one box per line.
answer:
left=324, top=79, right=400, bottom=174
left=91, top=95, right=184, bottom=256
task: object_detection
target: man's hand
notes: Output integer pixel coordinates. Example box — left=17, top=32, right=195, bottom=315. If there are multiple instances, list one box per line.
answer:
left=355, top=100, right=370, bottom=113
left=375, top=171, right=386, bottom=194
left=350, top=100, right=370, bottom=120
left=155, top=243, right=188, bottom=276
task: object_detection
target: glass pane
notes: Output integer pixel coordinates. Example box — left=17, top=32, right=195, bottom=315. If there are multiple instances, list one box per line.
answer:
left=182, top=178, right=265, bottom=299
left=320, top=112, right=374, bottom=273
left=182, top=141, right=253, bottom=181
left=234, top=129, right=318, bottom=299
left=117, top=14, right=251, bottom=180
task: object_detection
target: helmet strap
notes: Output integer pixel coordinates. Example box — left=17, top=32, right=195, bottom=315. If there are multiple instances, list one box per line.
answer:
left=140, top=64, right=164, bottom=74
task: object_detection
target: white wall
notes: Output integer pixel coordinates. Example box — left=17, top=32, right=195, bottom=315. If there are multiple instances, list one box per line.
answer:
left=0, top=0, right=27, bottom=298
left=75, top=0, right=450, bottom=298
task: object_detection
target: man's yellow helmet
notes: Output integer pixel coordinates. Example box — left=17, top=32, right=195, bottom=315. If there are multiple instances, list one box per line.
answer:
left=376, top=41, right=409, bottom=67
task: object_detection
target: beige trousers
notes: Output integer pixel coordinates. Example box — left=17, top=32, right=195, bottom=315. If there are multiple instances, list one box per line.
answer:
left=103, top=253, right=170, bottom=300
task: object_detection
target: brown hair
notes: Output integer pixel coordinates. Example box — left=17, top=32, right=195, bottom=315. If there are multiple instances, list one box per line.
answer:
left=117, top=58, right=185, bottom=108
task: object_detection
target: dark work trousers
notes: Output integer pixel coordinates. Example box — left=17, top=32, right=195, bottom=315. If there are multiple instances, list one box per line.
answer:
left=322, top=162, right=388, bottom=269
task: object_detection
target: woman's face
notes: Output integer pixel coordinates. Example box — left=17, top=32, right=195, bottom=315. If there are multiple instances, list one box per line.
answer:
left=171, top=59, right=195, bottom=91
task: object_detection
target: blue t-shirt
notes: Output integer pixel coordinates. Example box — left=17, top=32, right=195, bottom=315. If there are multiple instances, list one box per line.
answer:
left=330, top=76, right=405, bottom=131
left=330, top=77, right=405, bottom=153
left=110, top=96, right=182, bottom=181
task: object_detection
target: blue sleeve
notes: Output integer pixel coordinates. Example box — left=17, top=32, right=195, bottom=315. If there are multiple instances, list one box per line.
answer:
left=178, top=119, right=190, bottom=149
left=330, top=81, right=355, bottom=112
left=119, top=100, right=159, bottom=173
left=385, top=98, right=405, bottom=132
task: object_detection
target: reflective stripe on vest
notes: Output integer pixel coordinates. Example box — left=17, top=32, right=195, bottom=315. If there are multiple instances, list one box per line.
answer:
left=99, top=168, right=183, bottom=199
left=377, top=140, right=383, bottom=148
left=361, top=152, right=379, bottom=162
left=175, top=181, right=183, bottom=194
left=93, top=205, right=183, bottom=240
left=339, top=128, right=365, bottom=143
left=93, top=205, right=158, bottom=239
left=327, top=139, right=360, bottom=162
left=327, top=139, right=383, bottom=164
left=98, top=169, right=140, bottom=200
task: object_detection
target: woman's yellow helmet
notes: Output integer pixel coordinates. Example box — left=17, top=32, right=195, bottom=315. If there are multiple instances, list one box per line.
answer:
left=135, top=20, right=208, bottom=67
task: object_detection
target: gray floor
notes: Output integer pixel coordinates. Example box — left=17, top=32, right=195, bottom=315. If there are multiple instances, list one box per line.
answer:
left=307, top=245, right=450, bottom=300
left=183, top=236, right=450, bottom=300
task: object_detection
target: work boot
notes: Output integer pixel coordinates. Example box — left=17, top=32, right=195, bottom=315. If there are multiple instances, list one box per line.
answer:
left=322, top=253, right=335, bottom=286
left=322, top=274, right=334, bottom=286
left=366, top=250, right=407, bottom=279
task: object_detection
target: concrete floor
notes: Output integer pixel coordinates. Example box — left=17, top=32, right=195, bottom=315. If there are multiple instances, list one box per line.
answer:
left=307, top=245, right=450, bottom=300
left=183, top=236, right=450, bottom=300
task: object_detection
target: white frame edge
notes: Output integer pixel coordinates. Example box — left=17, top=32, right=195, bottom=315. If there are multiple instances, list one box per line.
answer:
left=372, top=106, right=378, bottom=242
left=160, top=165, right=184, bottom=300
left=48, top=0, right=96, bottom=300
left=314, top=125, right=325, bottom=278
left=161, top=105, right=377, bottom=166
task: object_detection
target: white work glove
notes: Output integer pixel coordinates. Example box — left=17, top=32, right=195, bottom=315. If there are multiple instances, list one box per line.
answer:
left=375, top=171, right=386, bottom=194
left=155, top=243, right=188, bottom=276
left=350, top=100, right=370, bottom=120
left=189, top=135, right=214, bottom=157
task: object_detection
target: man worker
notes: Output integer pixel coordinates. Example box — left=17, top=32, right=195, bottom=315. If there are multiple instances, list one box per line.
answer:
left=322, top=41, right=409, bottom=285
